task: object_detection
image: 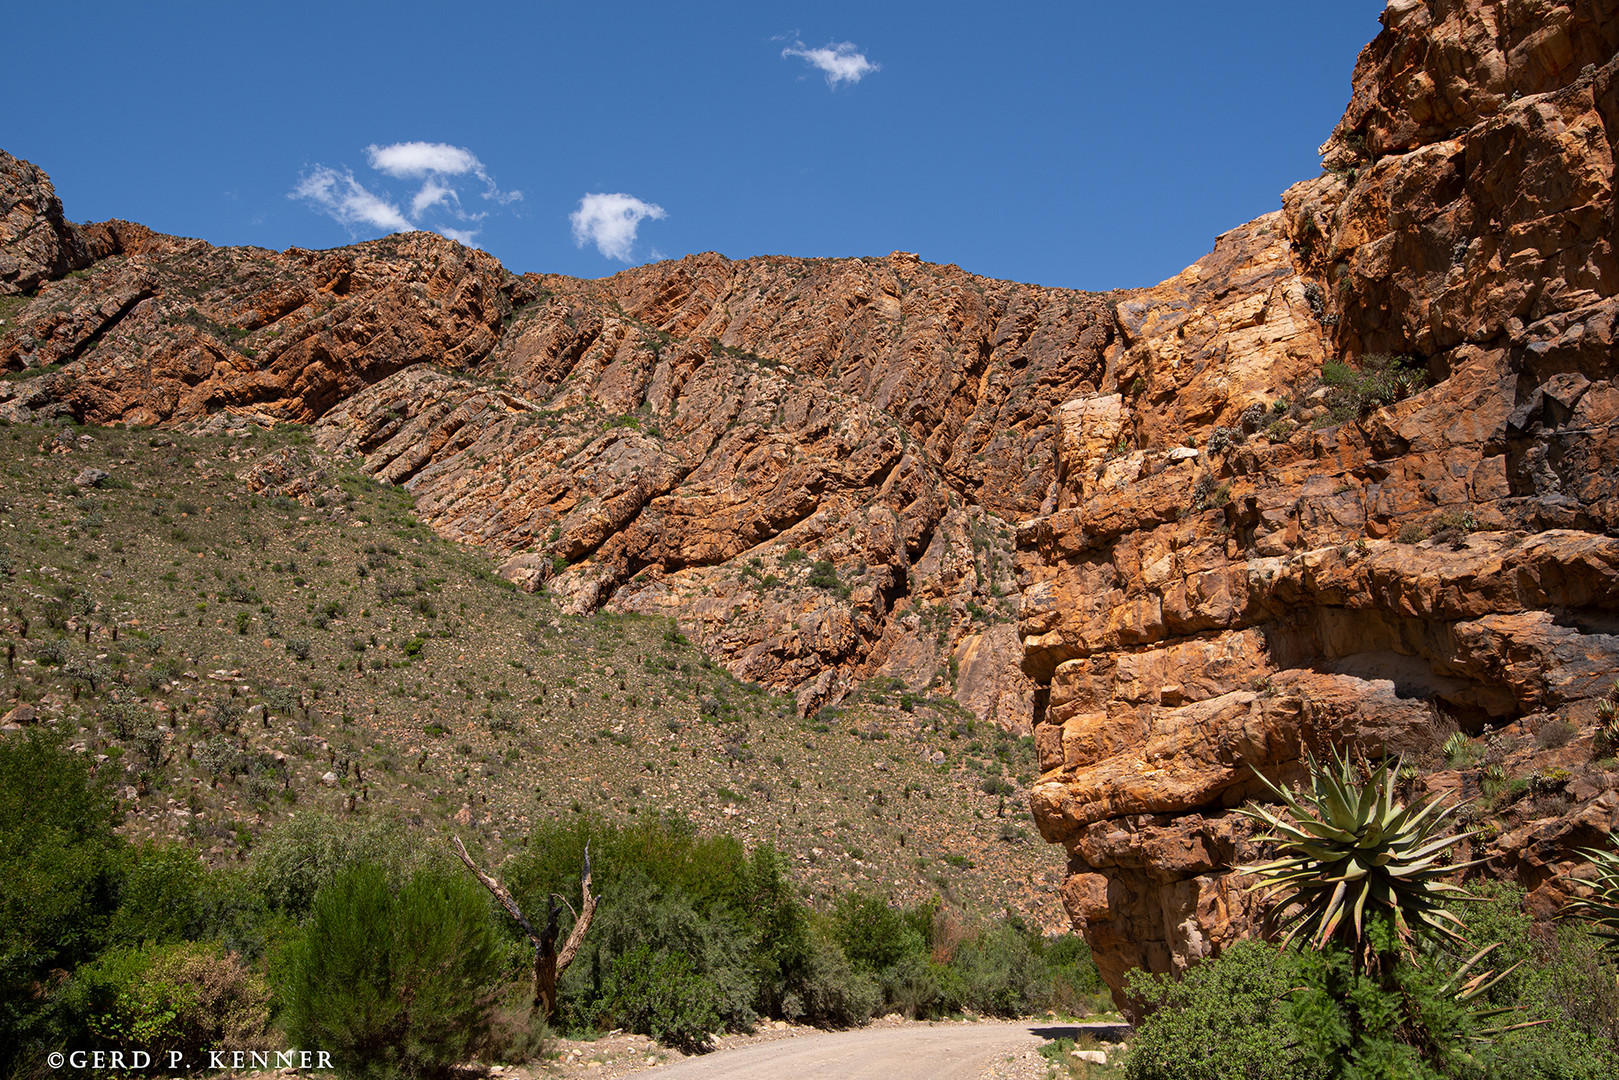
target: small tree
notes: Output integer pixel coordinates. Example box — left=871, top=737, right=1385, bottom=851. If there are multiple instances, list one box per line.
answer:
left=276, top=863, right=500, bottom=1080
left=452, top=835, right=596, bottom=1020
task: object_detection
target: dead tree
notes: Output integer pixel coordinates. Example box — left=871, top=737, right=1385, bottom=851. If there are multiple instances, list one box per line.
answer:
left=452, top=835, right=597, bottom=1019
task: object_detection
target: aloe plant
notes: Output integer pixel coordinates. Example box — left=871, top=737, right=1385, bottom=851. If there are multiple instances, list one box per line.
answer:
left=1237, top=748, right=1477, bottom=956
left=1566, top=842, right=1619, bottom=950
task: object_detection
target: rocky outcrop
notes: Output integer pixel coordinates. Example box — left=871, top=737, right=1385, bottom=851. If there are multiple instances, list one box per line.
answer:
left=0, top=149, right=94, bottom=295
left=0, top=158, right=1107, bottom=729
left=1018, top=0, right=1619, bottom=1009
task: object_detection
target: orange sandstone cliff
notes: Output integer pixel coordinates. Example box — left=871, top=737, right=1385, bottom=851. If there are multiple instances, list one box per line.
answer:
left=1021, top=0, right=1619, bottom=1002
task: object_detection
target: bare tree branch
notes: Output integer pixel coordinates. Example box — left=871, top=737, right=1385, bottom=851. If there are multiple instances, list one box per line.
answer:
left=452, top=835, right=540, bottom=948
left=451, top=834, right=598, bottom=1019
left=555, top=842, right=597, bottom=972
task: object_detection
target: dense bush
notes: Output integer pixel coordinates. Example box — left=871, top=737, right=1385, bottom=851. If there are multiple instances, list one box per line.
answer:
left=275, top=862, right=501, bottom=1080
left=595, top=944, right=722, bottom=1052
left=1125, top=886, right=1619, bottom=1080
left=0, top=730, right=124, bottom=1075
left=60, top=940, right=274, bottom=1061
left=250, top=812, right=428, bottom=920
left=1, top=743, right=1109, bottom=1068
left=1125, top=939, right=1322, bottom=1080
left=502, top=816, right=1106, bottom=1045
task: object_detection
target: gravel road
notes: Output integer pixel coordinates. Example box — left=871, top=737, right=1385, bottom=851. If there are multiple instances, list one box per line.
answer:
left=647, top=1021, right=1097, bottom=1080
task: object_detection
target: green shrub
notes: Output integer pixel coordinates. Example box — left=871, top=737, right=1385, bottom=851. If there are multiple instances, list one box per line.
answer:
left=61, top=940, right=273, bottom=1062
left=789, top=932, right=880, bottom=1027
left=1320, top=353, right=1427, bottom=422
left=110, top=843, right=214, bottom=946
left=0, top=730, right=123, bottom=1074
left=595, top=944, right=722, bottom=1053
left=249, top=813, right=426, bottom=921
left=1125, top=939, right=1326, bottom=1080
left=1128, top=890, right=1619, bottom=1080
left=951, top=920, right=1051, bottom=1016
left=831, top=893, right=930, bottom=981
left=275, top=863, right=500, bottom=1080
left=558, top=868, right=756, bottom=1036
left=1285, top=918, right=1485, bottom=1078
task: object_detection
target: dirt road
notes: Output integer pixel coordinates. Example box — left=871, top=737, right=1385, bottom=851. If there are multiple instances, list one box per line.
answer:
left=647, top=1021, right=1091, bottom=1080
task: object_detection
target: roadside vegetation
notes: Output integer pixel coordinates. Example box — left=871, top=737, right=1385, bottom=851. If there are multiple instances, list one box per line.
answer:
left=0, top=731, right=1109, bottom=1077
left=0, top=416, right=1093, bottom=1078
left=1123, top=751, right=1619, bottom=1080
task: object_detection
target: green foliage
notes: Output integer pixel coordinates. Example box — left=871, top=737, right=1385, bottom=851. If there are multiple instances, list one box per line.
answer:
left=832, top=893, right=927, bottom=973
left=1285, top=917, right=1488, bottom=1079
left=1133, top=850, right=1619, bottom=1079
left=109, top=842, right=214, bottom=946
left=501, top=816, right=1103, bottom=1042
left=949, top=919, right=1051, bottom=1016
left=790, top=932, right=881, bottom=1027
left=1129, top=909, right=1618, bottom=1080
left=250, top=812, right=429, bottom=921
left=0, top=730, right=124, bottom=1073
left=1238, top=749, right=1474, bottom=955
left=59, top=940, right=273, bottom=1062
left=558, top=868, right=755, bottom=1038
left=1468, top=882, right=1619, bottom=1078
left=1568, top=836, right=1619, bottom=951
left=1320, top=354, right=1427, bottom=422
left=806, top=559, right=847, bottom=596
left=1126, top=939, right=1325, bottom=1080
left=595, top=944, right=721, bottom=1053
left=275, top=862, right=500, bottom=1080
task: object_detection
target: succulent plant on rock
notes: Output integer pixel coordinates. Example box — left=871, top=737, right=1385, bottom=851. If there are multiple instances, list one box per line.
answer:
left=1566, top=841, right=1619, bottom=951
left=1237, top=747, right=1477, bottom=957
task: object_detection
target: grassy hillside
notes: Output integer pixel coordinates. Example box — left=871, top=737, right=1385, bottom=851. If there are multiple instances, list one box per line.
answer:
left=0, top=415, right=1067, bottom=925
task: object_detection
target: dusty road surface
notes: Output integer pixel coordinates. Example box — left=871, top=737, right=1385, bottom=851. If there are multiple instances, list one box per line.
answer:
left=648, top=1021, right=1073, bottom=1080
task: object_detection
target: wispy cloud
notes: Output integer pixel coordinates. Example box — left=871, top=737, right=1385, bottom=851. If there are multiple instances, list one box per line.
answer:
left=570, top=193, right=667, bottom=262
left=781, top=39, right=879, bottom=87
left=365, top=141, right=521, bottom=205
left=290, top=141, right=520, bottom=246
left=291, top=167, right=413, bottom=233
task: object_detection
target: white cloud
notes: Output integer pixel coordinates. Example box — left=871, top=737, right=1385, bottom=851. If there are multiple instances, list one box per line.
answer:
left=437, top=226, right=482, bottom=247
left=366, top=141, right=482, bottom=179
left=411, top=178, right=460, bottom=218
left=291, top=141, right=519, bottom=244
left=290, top=166, right=413, bottom=233
left=570, top=193, right=667, bottom=262
left=781, top=39, right=879, bottom=87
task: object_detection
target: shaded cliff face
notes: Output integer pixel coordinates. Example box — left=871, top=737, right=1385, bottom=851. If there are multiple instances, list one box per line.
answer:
left=0, top=163, right=1114, bottom=729
left=1019, top=0, right=1619, bottom=1006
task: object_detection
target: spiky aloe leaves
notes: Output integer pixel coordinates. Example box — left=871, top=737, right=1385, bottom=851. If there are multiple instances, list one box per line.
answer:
left=1237, top=748, right=1477, bottom=953
left=1566, top=843, right=1619, bottom=950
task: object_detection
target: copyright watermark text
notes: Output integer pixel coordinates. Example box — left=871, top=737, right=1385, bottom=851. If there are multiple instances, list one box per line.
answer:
left=47, top=1050, right=332, bottom=1072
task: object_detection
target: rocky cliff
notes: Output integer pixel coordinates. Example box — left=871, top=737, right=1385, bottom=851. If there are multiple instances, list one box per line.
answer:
left=0, top=170, right=1119, bottom=729
left=1021, top=0, right=1619, bottom=1004
left=3, top=0, right=1617, bottom=1011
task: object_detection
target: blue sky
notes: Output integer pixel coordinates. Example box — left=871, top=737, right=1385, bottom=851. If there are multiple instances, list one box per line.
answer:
left=5, top=2, right=1383, bottom=291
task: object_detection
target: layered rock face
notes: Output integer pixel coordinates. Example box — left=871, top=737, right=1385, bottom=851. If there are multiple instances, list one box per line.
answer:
left=0, top=150, right=94, bottom=295
left=1020, top=0, right=1619, bottom=1005
left=0, top=171, right=1113, bottom=729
